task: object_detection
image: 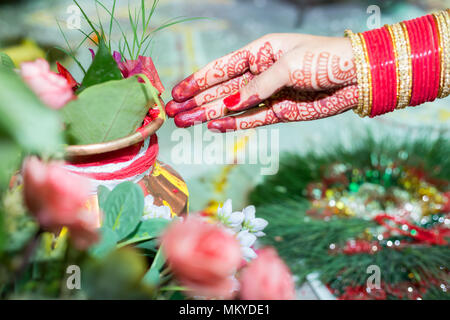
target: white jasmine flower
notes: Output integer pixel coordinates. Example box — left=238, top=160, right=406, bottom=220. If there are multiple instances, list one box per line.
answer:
left=142, top=195, right=172, bottom=220
left=217, top=199, right=244, bottom=231
left=242, top=205, right=268, bottom=237
left=237, top=230, right=257, bottom=261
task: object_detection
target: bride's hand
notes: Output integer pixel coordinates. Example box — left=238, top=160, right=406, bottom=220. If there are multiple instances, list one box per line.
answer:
left=166, top=33, right=359, bottom=132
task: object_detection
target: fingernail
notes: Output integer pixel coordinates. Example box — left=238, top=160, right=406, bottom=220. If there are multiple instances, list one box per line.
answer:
left=223, top=92, right=241, bottom=108
left=207, top=117, right=236, bottom=133
left=174, top=108, right=206, bottom=128
left=166, top=99, right=198, bottom=117
left=172, top=75, right=200, bottom=102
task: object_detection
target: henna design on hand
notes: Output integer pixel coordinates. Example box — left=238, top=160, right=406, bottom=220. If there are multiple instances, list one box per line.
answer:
left=207, top=85, right=359, bottom=132
left=290, top=52, right=356, bottom=90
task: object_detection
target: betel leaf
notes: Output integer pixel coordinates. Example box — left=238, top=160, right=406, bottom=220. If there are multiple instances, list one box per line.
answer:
left=0, top=68, right=63, bottom=154
left=89, top=227, right=118, bottom=259
left=0, top=52, right=15, bottom=70
left=79, top=39, right=122, bottom=91
left=102, top=182, right=144, bottom=240
left=62, top=76, right=154, bottom=145
left=97, top=185, right=111, bottom=210
left=118, top=218, right=170, bottom=248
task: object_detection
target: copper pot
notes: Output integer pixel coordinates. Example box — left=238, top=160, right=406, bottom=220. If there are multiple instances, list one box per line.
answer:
left=66, top=100, right=189, bottom=217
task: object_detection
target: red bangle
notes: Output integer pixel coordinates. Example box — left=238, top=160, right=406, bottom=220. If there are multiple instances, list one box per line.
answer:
left=381, top=26, right=397, bottom=113
left=404, top=17, right=426, bottom=106
left=426, top=14, right=441, bottom=102
left=418, top=16, right=434, bottom=104
left=403, top=18, right=420, bottom=106
left=405, top=15, right=441, bottom=106
left=362, top=30, right=382, bottom=117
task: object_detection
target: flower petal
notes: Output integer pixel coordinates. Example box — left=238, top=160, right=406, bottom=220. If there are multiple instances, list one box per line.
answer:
left=222, top=199, right=232, bottom=215
left=229, top=211, right=244, bottom=225
left=243, top=205, right=256, bottom=221
left=250, top=218, right=268, bottom=232
left=241, top=246, right=258, bottom=260
left=237, top=230, right=257, bottom=247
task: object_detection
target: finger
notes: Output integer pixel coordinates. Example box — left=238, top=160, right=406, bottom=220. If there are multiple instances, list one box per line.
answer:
left=270, top=85, right=358, bottom=122
left=206, top=85, right=359, bottom=132
left=174, top=103, right=231, bottom=128
left=224, top=59, right=290, bottom=112
left=172, top=63, right=286, bottom=128
left=171, top=46, right=255, bottom=102
left=171, top=37, right=282, bottom=102
left=165, top=72, right=254, bottom=117
left=207, top=107, right=281, bottom=132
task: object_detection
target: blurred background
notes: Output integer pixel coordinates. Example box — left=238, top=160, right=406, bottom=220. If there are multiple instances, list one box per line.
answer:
left=0, top=0, right=449, bottom=300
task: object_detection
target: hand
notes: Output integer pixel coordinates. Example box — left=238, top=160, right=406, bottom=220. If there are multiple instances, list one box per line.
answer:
left=166, top=33, right=358, bottom=132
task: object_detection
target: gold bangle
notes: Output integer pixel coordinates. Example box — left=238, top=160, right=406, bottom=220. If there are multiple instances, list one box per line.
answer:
left=400, top=22, right=413, bottom=106
left=358, top=33, right=373, bottom=116
left=386, top=23, right=412, bottom=109
left=432, top=13, right=445, bottom=98
left=345, top=29, right=369, bottom=117
left=433, top=10, right=450, bottom=98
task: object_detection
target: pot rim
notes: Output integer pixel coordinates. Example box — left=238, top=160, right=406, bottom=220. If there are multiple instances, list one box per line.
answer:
left=65, top=99, right=166, bottom=157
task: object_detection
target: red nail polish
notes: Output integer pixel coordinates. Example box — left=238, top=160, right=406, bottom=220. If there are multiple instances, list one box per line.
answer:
left=224, top=92, right=241, bottom=108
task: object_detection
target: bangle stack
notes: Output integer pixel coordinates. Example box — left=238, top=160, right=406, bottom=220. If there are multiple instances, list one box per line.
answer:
left=345, top=9, right=449, bottom=117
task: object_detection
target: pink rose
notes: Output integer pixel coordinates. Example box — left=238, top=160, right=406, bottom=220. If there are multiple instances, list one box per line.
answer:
left=23, top=157, right=98, bottom=249
left=239, top=247, right=296, bottom=300
left=161, top=217, right=241, bottom=299
left=20, top=59, right=75, bottom=109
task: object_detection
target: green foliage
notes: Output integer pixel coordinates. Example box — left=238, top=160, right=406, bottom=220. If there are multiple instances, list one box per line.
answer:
left=1, top=188, right=37, bottom=254
left=79, top=40, right=123, bottom=92
left=62, top=76, right=155, bottom=145
left=81, top=248, right=153, bottom=299
left=90, top=182, right=170, bottom=258
left=143, top=247, right=165, bottom=287
left=62, top=0, right=205, bottom=63
left=97, top=185, right=111, bottom=209
left=0, top=53, right=15, bottom=70
left=88, top=227, right=118, bottom=259
left=118, top=219, right=170, bottom=248
left=101, top=182, right=144, bottom=240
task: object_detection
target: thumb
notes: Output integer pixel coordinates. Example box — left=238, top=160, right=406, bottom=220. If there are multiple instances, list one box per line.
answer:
left=224, top=60, right=289, bottom=112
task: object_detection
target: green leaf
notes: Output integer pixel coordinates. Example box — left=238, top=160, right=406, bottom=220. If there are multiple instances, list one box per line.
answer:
left=79, top=39, right=122, bottom=91
left=117, top=218, right=170, bottom=248
left=102, top=182, right=144, bottom=240
left=89, top=227, right=118, bottom=258
left=0, top=138, right=21, bottom=190
left=62, top=76, right=154, bottom=145
left=0, top=52, right=15, bottom=70
left=97, top=185, right=111, bottom=210
left=143, top=246, right=165, bottom=286
left=0, top=68, right=63, bottom=154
